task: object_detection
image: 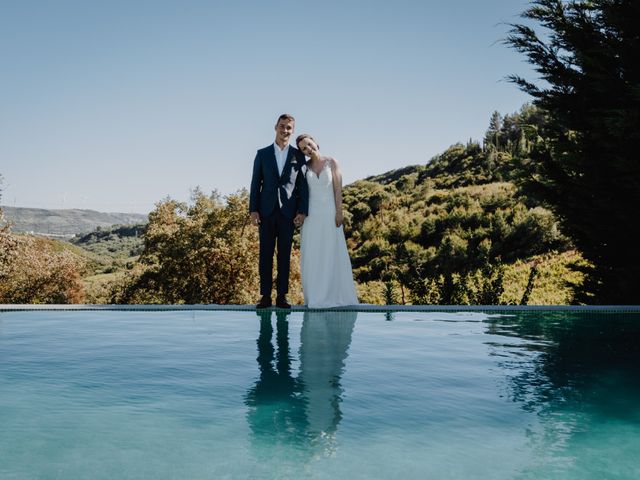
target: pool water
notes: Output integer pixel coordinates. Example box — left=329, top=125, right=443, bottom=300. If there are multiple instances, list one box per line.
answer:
left=0, top=309, right=639, bottom=479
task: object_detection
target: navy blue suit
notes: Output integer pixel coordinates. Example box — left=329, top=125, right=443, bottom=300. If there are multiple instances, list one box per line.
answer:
left=250, top=144, right=309, bottom=297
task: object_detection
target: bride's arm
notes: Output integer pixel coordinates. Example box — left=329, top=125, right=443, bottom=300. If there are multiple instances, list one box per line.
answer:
left=330, top=158, right=344, bottom=227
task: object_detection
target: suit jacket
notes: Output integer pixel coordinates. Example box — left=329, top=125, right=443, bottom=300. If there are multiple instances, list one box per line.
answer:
left=249, top=144, right=309, bottom=220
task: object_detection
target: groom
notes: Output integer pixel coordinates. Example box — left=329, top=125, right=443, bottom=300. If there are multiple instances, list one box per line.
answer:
left=249, top=113, right=308, bottom=309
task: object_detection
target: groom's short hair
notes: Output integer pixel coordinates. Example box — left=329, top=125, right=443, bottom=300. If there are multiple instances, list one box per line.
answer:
left=276, top=113, right=295, bottom=124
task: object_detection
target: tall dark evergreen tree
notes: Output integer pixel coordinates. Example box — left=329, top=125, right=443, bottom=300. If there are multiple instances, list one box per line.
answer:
left=506, top=0, right=640, bottom=303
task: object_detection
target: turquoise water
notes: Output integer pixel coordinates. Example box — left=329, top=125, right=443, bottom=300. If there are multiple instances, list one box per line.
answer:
left=0, top=310, right=639, bottom=479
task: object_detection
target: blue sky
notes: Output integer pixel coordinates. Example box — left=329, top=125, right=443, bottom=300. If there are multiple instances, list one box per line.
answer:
left=0, top=0, right=535, bottom=213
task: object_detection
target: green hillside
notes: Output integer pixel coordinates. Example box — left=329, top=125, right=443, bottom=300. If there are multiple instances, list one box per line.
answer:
left=68, top=224, right=146, bottom=303
left=70, top=224, right=146, bottom=259
left=342, top=104, right=583, bottom=304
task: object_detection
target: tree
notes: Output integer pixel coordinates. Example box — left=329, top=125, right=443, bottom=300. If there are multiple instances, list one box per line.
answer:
left=0, top=236, right=86, bottom=304
left=0, top=175, right=16, bottom=279
left=113, top=189, right=302, bottom=304
left=0, top=174, right=86, bottom=304
left=484, top=111, right=502, bottom=149
left=506, top=0, right=640, bottom=303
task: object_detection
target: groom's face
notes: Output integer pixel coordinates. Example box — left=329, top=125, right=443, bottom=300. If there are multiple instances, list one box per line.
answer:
left=275, top=119, right=295, bottom=145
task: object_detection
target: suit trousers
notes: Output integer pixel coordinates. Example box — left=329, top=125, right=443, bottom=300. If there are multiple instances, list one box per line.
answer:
left=258, top=207, right=294, bottom=297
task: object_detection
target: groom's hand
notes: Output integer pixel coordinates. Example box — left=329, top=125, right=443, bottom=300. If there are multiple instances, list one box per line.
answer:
left=293, top=213, right=306, bottom=227
left=250, top=212, right=260, bottom=226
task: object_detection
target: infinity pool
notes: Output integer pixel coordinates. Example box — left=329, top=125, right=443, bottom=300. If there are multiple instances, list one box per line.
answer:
left=1, top=309, right=639, bottom=479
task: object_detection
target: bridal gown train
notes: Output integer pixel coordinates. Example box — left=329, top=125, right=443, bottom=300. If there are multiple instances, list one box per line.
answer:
left=300, top=162, right=359, bottom=308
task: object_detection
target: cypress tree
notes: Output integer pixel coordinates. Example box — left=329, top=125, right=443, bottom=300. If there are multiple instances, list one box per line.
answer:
left=506, top=0, right=640, bottom=303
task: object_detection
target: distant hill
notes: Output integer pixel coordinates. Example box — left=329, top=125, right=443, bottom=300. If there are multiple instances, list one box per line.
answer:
left=1, top=206, right=148, bottom=236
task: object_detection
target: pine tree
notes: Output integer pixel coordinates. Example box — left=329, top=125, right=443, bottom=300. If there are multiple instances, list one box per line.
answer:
left=484, top=111, right=502, bottom=149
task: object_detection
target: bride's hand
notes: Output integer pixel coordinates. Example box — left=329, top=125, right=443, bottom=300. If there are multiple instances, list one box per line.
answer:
left=335, top=211, right=343, bottom=227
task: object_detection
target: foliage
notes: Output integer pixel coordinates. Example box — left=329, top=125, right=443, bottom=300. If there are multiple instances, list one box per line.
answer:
left=501, top=251, right=587, bottom=305
left=71, top=224, right=146, bottom=258
left=383, top=280, right=400, bottom=305
left=356, top=281, right=387, bottom=305
left=71, top=224, right=145, bottom=278
left=0, top=234, right=86, bottom=304
left=112, top=189, right=303, bottom=305
left=344, top=167, right=572, bottom=304
left=83, top=271, right=127, bottom=304
left=506, top=0, right=640, bottom=303
left=60, top=223, right=147, bottom=302
left=1, top=177, right=86, bottom=304
left=0, top=182, right=18, bottom=283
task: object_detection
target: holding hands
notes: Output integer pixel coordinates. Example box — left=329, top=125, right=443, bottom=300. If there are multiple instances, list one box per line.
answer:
left=250, top=212, right=305, bottom=227
left=294, top=213, right=306, bottom=227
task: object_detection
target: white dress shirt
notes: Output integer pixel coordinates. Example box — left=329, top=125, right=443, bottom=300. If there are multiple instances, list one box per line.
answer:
left=274, top=142, right=289, bottom=176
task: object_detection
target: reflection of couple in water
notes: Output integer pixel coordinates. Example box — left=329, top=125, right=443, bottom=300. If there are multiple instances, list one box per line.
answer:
left=245, top=310, right=357, bottom=459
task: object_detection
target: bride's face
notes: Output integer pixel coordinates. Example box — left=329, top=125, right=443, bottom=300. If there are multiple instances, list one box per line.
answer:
left=298, top=138, right=319, bottom=157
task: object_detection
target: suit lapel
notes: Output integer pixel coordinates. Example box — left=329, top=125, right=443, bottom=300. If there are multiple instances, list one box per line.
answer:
left=268, top=145, right=279, bottom=178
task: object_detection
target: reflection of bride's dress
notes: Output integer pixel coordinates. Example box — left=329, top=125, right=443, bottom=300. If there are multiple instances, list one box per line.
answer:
left=299, top=311, right=357, bottom=442
left=300, top=162, right=359, bottom=308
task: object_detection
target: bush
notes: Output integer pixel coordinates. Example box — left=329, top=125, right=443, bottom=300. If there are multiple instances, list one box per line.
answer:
left=0, top=234, right=86, bottom=304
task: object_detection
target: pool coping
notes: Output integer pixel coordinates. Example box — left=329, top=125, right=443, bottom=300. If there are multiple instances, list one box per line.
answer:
left=1, top=304, right=640, bottom=313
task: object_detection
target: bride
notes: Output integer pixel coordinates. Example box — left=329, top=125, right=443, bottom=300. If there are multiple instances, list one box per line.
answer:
left=295, top=134, right=359, bottom=308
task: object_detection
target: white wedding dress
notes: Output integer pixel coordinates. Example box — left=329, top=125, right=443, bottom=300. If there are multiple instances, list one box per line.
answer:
left=300, top=162, right=359, bottom=308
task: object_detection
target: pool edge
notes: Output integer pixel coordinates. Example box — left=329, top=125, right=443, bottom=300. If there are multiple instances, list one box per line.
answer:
left=2, top=304, right=640, bottom=313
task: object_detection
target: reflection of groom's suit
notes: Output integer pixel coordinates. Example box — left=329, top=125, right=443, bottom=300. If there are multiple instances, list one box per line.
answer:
left=245, top=311, right=307, bottom=449
left=249, top=145, right=308, bottom=297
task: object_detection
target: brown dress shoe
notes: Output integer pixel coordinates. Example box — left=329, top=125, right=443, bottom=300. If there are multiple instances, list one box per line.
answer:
left=275, top=295, right=291, bottom=309
left=257, top=296, right=272, bottom=309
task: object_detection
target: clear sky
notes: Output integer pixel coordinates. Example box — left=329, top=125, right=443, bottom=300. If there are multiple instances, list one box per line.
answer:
left=0, top=0, right=535, bottom=214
